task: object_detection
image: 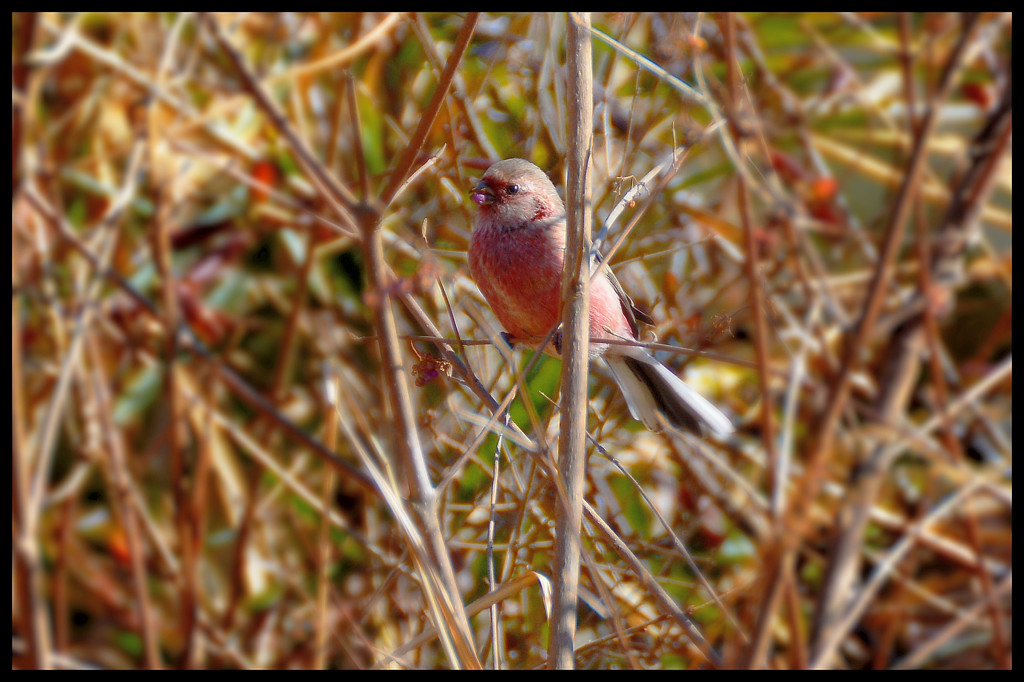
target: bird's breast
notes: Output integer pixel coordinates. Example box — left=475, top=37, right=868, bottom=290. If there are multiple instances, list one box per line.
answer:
left=469, top=219, right=565, bottom=338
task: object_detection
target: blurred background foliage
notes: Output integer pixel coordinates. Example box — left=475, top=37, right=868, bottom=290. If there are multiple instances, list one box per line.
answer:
left=12, top=12, right=1011, bottom=669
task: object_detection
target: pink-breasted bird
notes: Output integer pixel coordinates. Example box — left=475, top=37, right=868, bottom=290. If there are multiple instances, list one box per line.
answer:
left=468, top=158, right=733, bottom=436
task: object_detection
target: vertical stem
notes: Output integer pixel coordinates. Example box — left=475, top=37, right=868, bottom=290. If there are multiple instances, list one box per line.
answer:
left=721, top=13, right=781, bottom=669
left=13, top=166, right=54, bottom=670
left=315, top=371, right=339, bottom=669
left=550, top=11, right=592, bottom=670
left=487, top=411, right=508, bottom=669
left=86, top=332, right=162, bottom=668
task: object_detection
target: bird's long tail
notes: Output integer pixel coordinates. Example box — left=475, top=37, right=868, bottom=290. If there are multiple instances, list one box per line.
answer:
left=606, top=351, right=734, bottom=436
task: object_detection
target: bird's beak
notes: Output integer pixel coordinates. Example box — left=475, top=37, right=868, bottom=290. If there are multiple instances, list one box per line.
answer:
left=471, top=181, right=495, bottom=206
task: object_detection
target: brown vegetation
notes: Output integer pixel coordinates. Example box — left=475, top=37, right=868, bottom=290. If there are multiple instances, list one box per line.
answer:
left=12, top=12, right=1011, bottom=669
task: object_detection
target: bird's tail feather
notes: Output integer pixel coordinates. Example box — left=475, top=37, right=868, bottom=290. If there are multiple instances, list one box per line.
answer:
left=606, top=353, right=733, bottom=436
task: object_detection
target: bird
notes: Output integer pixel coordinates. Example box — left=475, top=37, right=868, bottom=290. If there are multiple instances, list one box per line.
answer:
left=467, top=158, right=733, bottom=436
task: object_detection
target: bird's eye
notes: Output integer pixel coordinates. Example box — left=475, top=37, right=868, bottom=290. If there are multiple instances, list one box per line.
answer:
left=506, top=184, right=520, bottom=195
